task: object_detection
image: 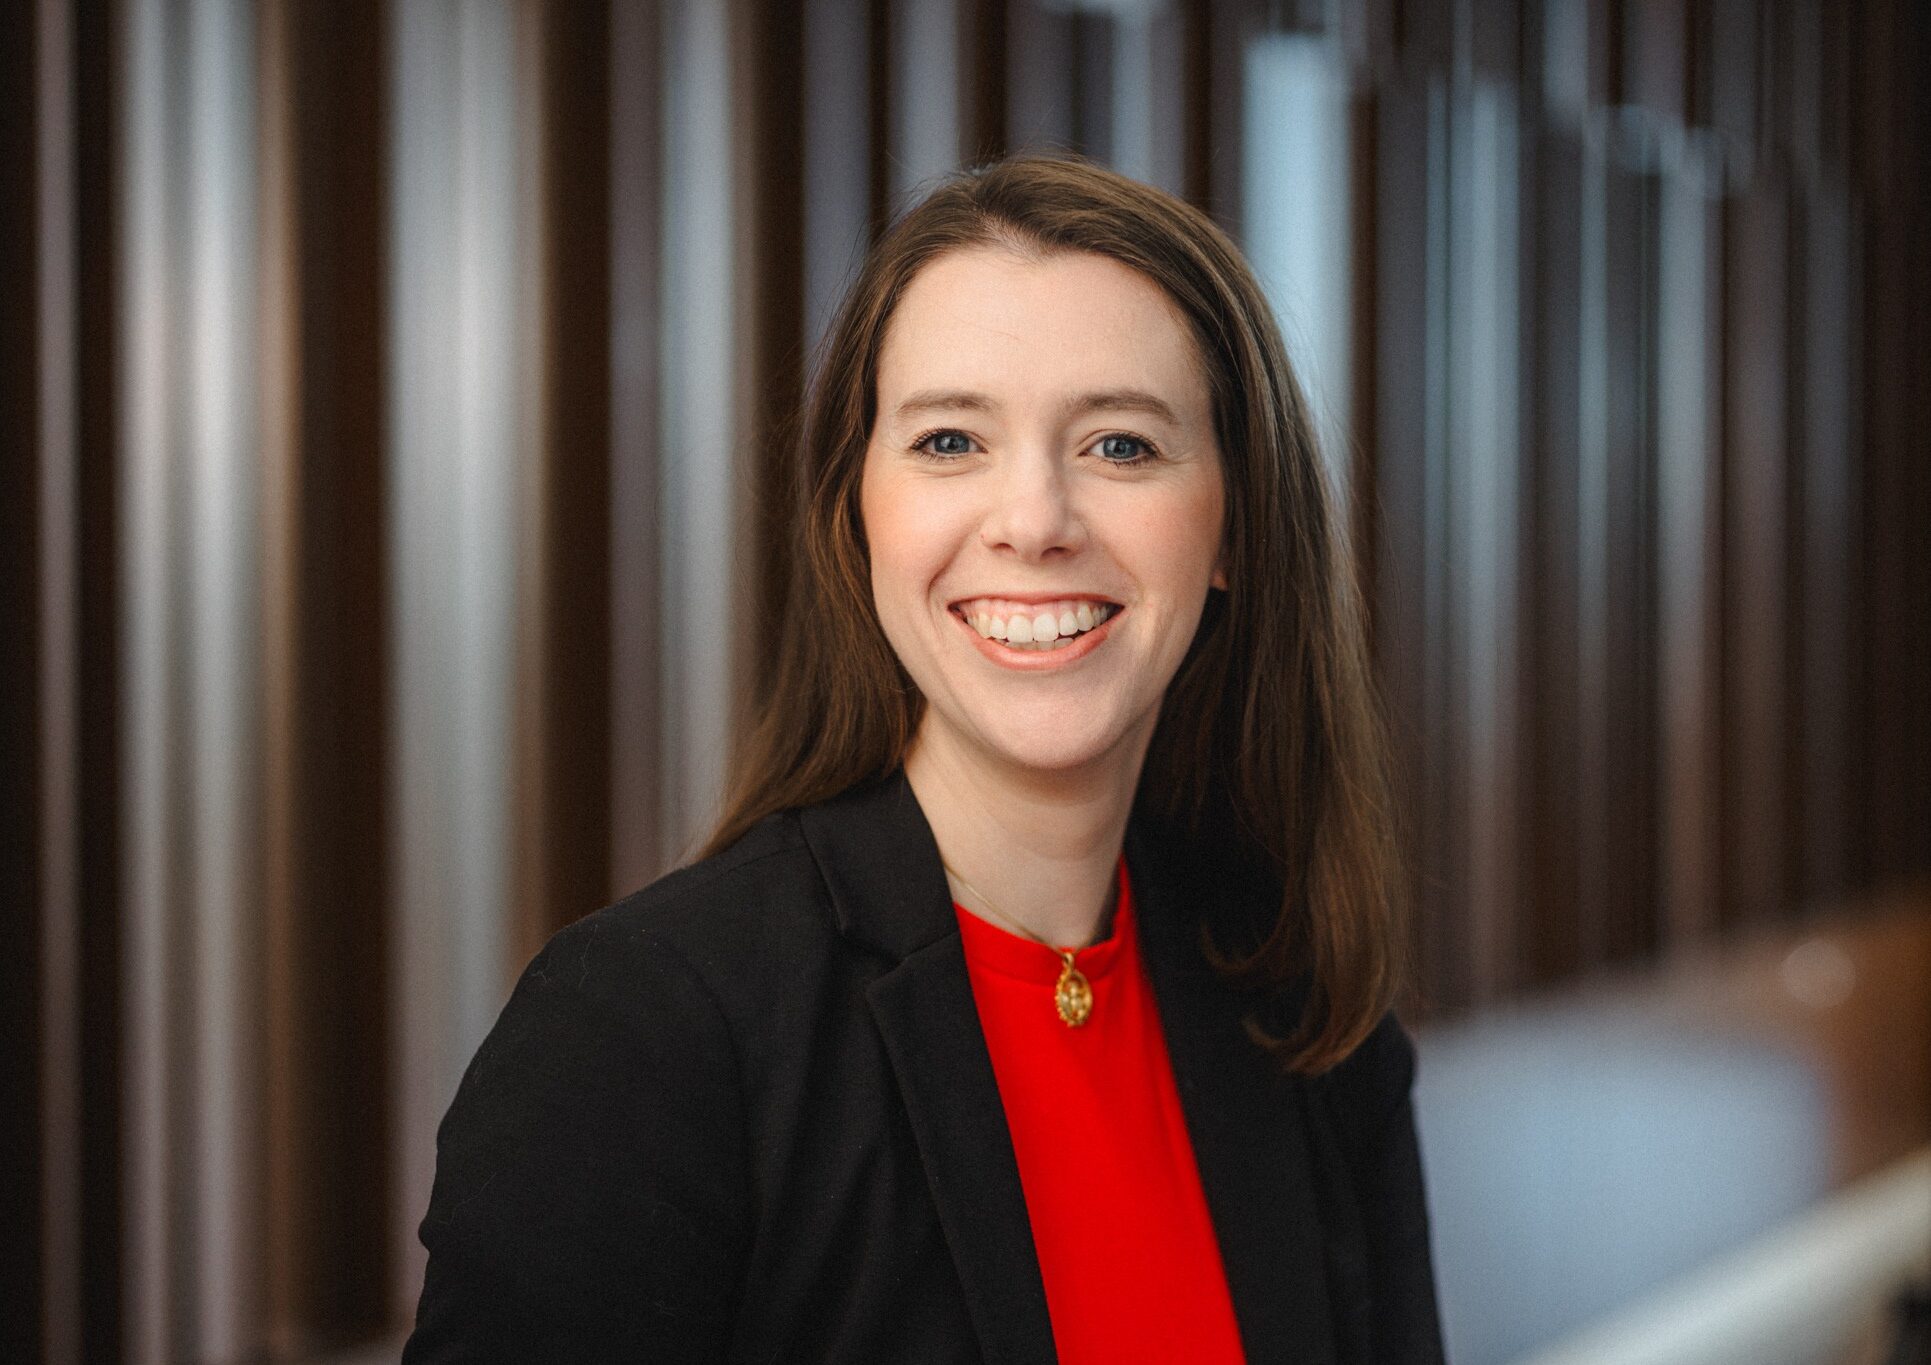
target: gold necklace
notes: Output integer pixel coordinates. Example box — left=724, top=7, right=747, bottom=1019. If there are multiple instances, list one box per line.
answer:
left=942, top=858, right=1096, bottom=1028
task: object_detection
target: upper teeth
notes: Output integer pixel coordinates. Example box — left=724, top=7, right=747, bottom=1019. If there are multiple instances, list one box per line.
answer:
left=954, top=597, right=1118, bottom=645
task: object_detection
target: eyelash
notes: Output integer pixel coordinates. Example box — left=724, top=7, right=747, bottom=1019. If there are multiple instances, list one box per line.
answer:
left=906, top=428, right=1162, bottom=468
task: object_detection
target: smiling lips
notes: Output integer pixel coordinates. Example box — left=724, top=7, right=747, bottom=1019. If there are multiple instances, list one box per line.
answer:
left=949, top=596, right=1122, bottom=656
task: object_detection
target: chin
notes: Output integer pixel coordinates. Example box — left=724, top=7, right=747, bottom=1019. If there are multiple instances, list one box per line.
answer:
left=968, top=714, right=1135, bottom=776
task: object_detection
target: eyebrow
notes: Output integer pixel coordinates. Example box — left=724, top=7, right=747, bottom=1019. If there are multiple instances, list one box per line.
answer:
left=890, top=387, right=1184, bottom=428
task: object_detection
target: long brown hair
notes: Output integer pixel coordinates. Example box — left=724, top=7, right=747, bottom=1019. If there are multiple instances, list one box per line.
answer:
left=697, top=151, right=1409, bottom=1075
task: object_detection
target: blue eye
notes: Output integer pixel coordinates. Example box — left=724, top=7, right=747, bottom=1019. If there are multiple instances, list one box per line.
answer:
left=1094, top=433, right=1156, bottom=464
left=911, top=430, right=975, bottom=458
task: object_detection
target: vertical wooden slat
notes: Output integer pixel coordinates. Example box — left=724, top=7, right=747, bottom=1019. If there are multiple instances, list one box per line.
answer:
left=71, top=0, right=125, bottom=1354
left=867, top=0, right=893, bottom=234
left=527, top=0, right=613, bottom=948
left=1347, top=83, right=1380, bottom=629
left=1371, top=75, right=1449, bottom=1005
left=1653, top=148, right=1724, bottom=952
left=387, top=0, right=530, bottom=1312
left=887, top=0, right=961, bottom=197
left=609, top=0, right=665, bottom=893
left=1445, top=74, right=1525, bottom=1001
left=743, top=0, right=804, bottom=714
left=1, top=0, right=47, bottom=1356
left=1704, top=0, right=1757, bottom=162
left=256, top=1, right=299, bottom=1349
left=1594, top=146, right=1660, bottom=965
left=1394, top=0, right=1453, bottom=75
left=1794, top=179, right=1859, bottom=908
left=1525, top=120, right=1586, bottom=986
left=1856, top=0, right=1931, bottom=890
left=1181, top=0, right=1214, bottom=208
left=1622, top=0, right=1689, bottom=123
left=1071, top=13, right=1113, bottom=165
left=1205, top=0, right=1256, bottom=232
left=1005, top=1, right=1076, bottom=153
left=959, top=0, right=1007, bottom=163
left=260, top=0, right=394, bottom=1349
left=36, top=0, right=85, bottom=1345
left=1467, top=0, right=1521, bottom=82
left=1721, top=176, right=1791, bottom=928
left=653, top=0, right=754, bottom=860
left=802, top=0, right=876, bottom=351
left=118, top=3, right=177, bottom=1352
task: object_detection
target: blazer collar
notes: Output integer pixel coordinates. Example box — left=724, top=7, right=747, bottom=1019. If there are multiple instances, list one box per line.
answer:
left=797, top=769, right=1341, bottom=1365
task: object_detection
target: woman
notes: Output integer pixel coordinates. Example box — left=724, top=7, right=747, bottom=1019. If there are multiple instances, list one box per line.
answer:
left=404, top=152, right=1445, bottom=1364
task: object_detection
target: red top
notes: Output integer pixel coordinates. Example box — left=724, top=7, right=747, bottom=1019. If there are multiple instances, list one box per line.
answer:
left=953, top=859, right=1248, bottom=1364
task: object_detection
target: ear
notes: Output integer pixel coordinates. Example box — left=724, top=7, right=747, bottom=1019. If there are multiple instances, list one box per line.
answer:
left=1210, top=559, right=1228, bottom=592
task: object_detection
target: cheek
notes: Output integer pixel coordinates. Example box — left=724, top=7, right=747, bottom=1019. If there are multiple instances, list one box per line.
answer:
left=1128, top=480, right=1225, bottom=589
left=859, top=463, right=955, bottom=605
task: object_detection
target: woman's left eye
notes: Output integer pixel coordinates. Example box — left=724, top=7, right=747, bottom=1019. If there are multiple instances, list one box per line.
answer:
left=909, top=429, right=977, bottom=459
left=1091, top=433, right=1158, bottom=465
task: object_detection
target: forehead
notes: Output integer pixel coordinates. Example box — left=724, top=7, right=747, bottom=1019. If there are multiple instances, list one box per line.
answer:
left=875, top=246, right=1209, bottom=418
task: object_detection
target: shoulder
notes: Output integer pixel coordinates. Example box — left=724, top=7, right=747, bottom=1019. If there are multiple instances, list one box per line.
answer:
left=443, top=809, right=836, bottom=1143
left=407, top=828, right=808, bottom=1359
left=532, top=809, right=836, bottom=1019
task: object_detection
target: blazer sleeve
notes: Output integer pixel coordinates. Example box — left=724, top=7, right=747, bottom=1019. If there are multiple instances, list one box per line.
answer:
left=402, top=912, right=751, bottom=1364
left=1317, top=1009, right=1448, bottom=1365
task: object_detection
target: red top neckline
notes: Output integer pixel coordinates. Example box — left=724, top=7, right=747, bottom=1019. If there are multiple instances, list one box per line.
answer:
left=950, top=851, right=1248, bottom=1362
left=950, top=860, right=1133, bottom=986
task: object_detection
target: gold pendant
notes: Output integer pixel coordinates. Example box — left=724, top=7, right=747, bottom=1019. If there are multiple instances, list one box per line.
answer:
left=1053, top=950, right=1093, bottom=1027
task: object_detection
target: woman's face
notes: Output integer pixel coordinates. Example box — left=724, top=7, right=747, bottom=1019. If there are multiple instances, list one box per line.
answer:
left=859, top=244, right=1227, bottom=781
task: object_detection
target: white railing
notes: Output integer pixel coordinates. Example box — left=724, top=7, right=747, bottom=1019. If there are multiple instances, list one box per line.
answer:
left=1518, top=1147, right=1931, bottom=1365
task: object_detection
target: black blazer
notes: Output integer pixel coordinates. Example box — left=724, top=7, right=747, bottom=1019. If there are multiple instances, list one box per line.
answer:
left=403, top=769, right=1446, bottom=1363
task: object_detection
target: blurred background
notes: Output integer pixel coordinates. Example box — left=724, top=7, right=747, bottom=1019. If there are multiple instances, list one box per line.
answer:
left=4, top=0, right=1928, bottom=1362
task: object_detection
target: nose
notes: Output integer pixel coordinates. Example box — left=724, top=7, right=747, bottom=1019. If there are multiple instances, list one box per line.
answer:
left=978, top=449, right=1084, bottom=562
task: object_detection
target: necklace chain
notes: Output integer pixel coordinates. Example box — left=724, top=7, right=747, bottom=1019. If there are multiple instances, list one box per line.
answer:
left=941, top=857, right=1100, bottom=1028
left=940, top=859, right=1077, bottom=951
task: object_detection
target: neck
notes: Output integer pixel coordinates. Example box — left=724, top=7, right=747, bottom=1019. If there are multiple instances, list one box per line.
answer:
left=905, top=723, right=1145, bottom=949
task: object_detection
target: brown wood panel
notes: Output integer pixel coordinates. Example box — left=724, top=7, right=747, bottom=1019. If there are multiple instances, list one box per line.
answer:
left=259, top=0, right=395, bottom=1348
left=1071, top=13, right=1113, bottom=166
left=1524, top=123, right=1588, bottom=988
left=1392, top=0, right=1453, bottom=74
left=1855, top=0, right=1931, bottom=889
left=1721, top=177, right=1793, bottom=928
left=1623, top=0, right=1691, bottom=122
left=1793, top=182, right=1861, bottom=909
left=294, top=0, right=395, bottom=1324
left=867, top=0, right=894, bottom=237
left=1652, top=169, right=1726, bottom=956
left=1005, top=1, right=1074, bottom=153
left=1370, top=76, right=1453, bottom=1007
left=1338, top=0, right=1399, bottom=75
left=70, top=1, right=124, bottom=1355
left=0, top=1, right=46, bottom=1356
left=1181, top=0, right=1214, bottom=209
left=608, top=0, right=666, bottom=892
left=1469, top=0, right=1522, bottom=81
left=1348, top=85, right=1381, bottom=634
left=526, top=0, right=617, bottom=947
left=1703, top=0, right=1757, bottom=162
left=743, top=0, right=806, bottom=715
left=1205, top=0, right=1258, bottom=233
left=960, top=0, right=1008, bottom=163
left=1594, top=152, right=1662, bottom=967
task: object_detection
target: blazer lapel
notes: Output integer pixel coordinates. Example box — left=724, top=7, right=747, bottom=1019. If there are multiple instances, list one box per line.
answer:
left=799, top=769, right=1340, bottom=1365
left=1125, top=815, right=1341, bottom=1365
left=799, top=771, right=1057, bottom=1365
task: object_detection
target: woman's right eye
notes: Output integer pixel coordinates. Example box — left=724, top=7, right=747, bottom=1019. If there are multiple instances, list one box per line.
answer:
left=909, top=429, right=977, bottom=460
